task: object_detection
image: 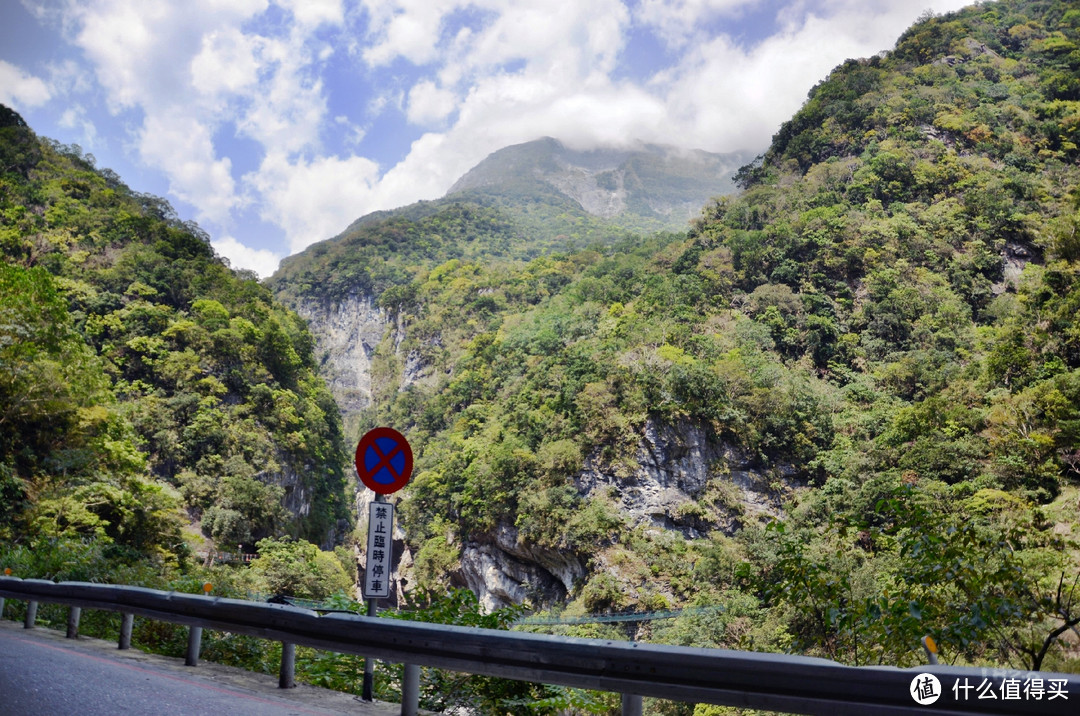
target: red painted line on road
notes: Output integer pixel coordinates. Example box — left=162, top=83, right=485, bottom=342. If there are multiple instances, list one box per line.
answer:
left=7, top=634, right=340, bottom=715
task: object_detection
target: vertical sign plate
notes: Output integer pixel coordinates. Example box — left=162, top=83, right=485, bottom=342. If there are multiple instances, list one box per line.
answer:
left=363, top=501, right=394, bottom=599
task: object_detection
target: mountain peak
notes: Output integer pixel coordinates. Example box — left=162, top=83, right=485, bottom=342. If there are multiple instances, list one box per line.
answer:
left=446, top=137, right=752, bottom=229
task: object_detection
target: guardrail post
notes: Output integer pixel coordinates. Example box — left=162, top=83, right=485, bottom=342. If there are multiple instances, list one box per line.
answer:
left=0, top=597, right=5, bottom=619
left=118, top=613, right=134, bottom=649
left=66, top=606, right=81, bottom=638
left=621, top=693, right=642, bottom=716
left=24, top=601, right=37, bottom=628
left=401, top=663, right=420, bottom=716
left=185, top=626, right=203, bottom=666
left=279, top=642, right=296, bottom=688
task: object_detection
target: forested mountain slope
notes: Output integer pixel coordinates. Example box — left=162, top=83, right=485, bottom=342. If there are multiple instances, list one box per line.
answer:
left=267, top=140, right=740, bottom=434
left=445, top=137, right=749, bottom=235
left=276, top=0, right=1080, bottom=673
left=0, top=105, right=350, bottom=569
left=272, top=139, right=745, bottom=307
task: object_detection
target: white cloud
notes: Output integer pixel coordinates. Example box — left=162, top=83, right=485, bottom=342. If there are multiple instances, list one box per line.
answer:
left=406, top=80, right=457, bottom=126
left=232, top=36, right=328, bottom=154
left=137, top=112, right=239, bottom=225
left=455, top=1, right=628, bottom=77
left=335, top=114, right=367, bottom=148
left=359, top=0, right=458, bottom=67
left=70, top=0, right=182, bottom=112
left=0, top=60, right=52, bottom=108
left=652, top=0, right=976, bottom=152
left=9, top=0, right=982, bottom=273
left=275, top=0, right=344, bottom=28
left=360, top=0, right=630, bottom=78
left=246, top=151, right=382, bottom=253
left=636, top=0, right=757, bottom=49
left=46, top=59, right=94, bottom=96
left=190, top=28, right=261, bottom=99
left=57, top=104, right=99, bottom=146
left=212, top=235, right=282, bottom=278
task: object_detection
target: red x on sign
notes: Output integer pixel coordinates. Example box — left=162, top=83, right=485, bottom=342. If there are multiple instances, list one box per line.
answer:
left=355, top=427, right=413, bottom=494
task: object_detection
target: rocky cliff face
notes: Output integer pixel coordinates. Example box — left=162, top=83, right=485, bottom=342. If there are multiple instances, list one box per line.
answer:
left=453, top=418, right=796, bottom=611
left=269, top=463, right=312, bottom=520
left=290, top=293, right=390, bottom=416
left=577, top=418, right=793, bottom=538
left=456, top=523, right=588, bottom=611
left=446, top=137, right=748, bottom=229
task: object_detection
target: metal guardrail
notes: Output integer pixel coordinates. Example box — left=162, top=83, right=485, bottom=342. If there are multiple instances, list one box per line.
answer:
left=0, top=576, right=1077, bottom=715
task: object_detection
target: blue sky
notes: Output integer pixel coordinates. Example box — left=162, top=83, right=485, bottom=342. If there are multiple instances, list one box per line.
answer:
left=1, top=0, right=973, bottom=277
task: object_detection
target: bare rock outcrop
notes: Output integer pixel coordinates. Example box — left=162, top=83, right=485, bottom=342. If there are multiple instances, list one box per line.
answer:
left=456, top=523, right=586, bottom=612
left=455, top=418, right=797, bottom=610
left=290, top=293, right=390, bottom=415
left=576, top=418, right=794, bottom=538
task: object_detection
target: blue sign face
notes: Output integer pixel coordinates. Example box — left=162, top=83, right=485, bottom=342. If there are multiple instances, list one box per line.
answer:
left=355, top=427, right=413, bottom=494
left=364, top=436, right=407, bottom=484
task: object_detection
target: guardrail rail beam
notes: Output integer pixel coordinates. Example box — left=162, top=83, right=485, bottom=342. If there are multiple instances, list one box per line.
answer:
left=1, top=576, right=1076, bottom=716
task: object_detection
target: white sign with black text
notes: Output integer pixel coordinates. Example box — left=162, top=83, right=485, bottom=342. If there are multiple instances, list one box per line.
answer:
left=363, top=501, right=394, bottom=599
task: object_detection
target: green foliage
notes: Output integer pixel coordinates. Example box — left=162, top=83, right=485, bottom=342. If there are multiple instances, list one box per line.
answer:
left=580, top=572, right=628, bottom=613
left=745, top=481, right=1080, bottom=670
left=247, top=536, right=352, bottom=599
left=203, top=475, right=289, bottom=548
left=272, top=202, right=553, bottom=305
left=0, top=104, right=349, bottom=562
left=281, top=0, right=1080, bottom=680
left=412, top=531, right=461, bottom=591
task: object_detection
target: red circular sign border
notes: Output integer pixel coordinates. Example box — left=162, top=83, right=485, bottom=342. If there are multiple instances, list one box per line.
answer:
left=355, top=427, right=413, bottom=495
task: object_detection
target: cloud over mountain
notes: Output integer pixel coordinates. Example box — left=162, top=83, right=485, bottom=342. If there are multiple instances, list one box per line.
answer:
left=5, top=0, right=971, bottom=275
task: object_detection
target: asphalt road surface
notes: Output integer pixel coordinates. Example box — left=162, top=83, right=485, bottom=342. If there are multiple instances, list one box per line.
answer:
left=0, top=618, right=403, bottom=715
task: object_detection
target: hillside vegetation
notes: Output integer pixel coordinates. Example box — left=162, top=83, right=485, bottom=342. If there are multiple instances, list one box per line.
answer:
left=278, top=0, right=1080, bottom=677
left=269, top=138, right=743, bottom=306
left=0, top=105, right=350, bottom=575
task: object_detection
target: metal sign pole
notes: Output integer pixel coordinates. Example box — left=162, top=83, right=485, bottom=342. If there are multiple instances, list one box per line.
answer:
left=362, top=595, right=377, bottom=700
left=362, top=493, right=384, bottom=702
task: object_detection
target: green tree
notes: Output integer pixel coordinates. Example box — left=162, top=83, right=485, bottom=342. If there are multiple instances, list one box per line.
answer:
left=749, top=484, right=1080, bottom=670
left=202, top=475, right=289, bottom=549
left=249, top=536, right=352, bottom=599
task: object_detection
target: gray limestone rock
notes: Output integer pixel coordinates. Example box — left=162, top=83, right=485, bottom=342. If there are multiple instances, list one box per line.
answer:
left=290, top=293, right=390, bottom=415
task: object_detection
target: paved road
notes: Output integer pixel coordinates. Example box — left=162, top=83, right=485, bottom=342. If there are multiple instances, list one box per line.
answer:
left=0, top=619, right=402, bottom=715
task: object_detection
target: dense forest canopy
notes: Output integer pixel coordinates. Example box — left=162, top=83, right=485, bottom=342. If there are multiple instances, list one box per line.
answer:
left=275, top=0, right=1080, bottom=676
left=0, top=104, right=350, bottom=571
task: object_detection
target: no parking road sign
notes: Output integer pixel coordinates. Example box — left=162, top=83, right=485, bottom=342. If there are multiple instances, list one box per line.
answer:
left=363, top=501, right=394, bottom=599
left=355, top=427, right=413, bottom=495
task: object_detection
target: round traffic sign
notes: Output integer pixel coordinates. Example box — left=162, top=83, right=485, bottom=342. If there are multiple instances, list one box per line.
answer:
left=355, top=427, right=413, bottom=494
